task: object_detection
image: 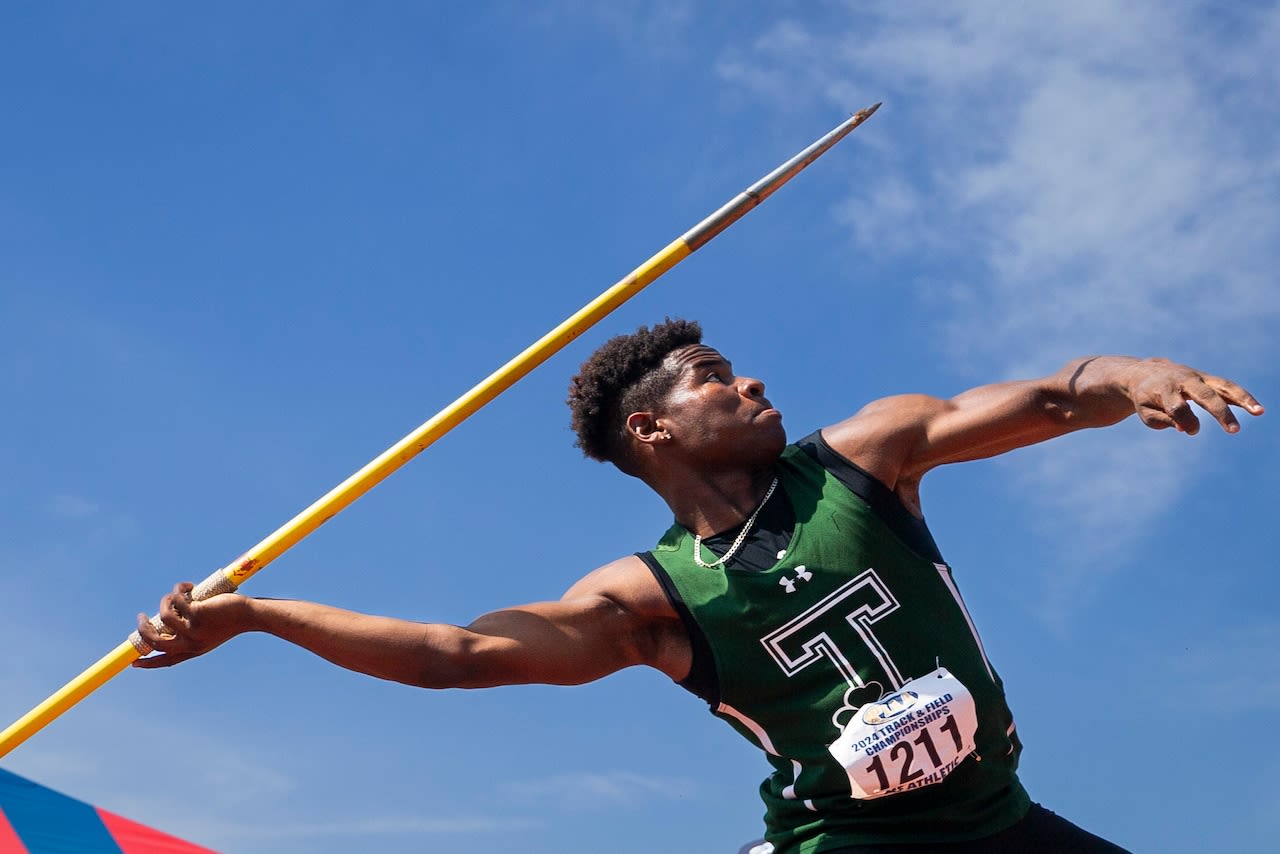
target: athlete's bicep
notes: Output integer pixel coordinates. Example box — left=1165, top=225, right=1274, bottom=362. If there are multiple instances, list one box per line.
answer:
left=825, top=382, right=1067, bottom=488
left=460, top=594, right=651, bottom=687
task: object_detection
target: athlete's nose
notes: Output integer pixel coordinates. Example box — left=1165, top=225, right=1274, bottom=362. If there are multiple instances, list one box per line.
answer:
left=738, top=375, right=766, bottom=399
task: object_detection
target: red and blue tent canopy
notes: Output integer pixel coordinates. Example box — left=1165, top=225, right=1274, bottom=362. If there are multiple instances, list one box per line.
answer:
left=0, top=767, right=217, bottom=853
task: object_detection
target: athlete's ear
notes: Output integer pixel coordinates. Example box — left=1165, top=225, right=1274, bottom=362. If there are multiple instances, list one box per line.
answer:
left=626, top=411, right=669, bottom=445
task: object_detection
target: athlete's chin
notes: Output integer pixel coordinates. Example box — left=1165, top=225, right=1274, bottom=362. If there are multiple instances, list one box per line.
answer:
left=737, top=413, right=787, bottom=460
left=762, top=423, right=788, bottom=457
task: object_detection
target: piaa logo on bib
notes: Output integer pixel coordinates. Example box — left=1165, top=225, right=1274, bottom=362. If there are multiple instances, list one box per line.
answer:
left=860, top=690, right=919, bottom=725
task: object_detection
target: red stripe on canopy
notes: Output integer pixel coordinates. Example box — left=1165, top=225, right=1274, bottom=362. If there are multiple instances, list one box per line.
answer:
left=0, top=806, right=29, bottom=852
left=98, top=809, right=219, bottom=854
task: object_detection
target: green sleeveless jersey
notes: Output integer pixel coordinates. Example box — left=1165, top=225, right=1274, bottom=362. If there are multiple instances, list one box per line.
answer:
left=644, top=439, right=1029, bottom=852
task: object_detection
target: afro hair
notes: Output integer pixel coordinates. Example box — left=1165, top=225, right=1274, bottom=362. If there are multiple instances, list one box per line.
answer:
left=567, top=318, right=703, bottom=470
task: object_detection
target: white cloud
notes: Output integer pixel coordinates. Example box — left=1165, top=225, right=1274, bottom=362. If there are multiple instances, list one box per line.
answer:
left=834, top=173, right=933, bottom=256
left=715, top=0, right=1279, bottom=619
left=714, top=1, right=1280, bottom=359
left=1001, top=429, right=1196, bottom=626
left=716, top=19, right=829, bottom=114
left=544, top=0, right=694, bottom=57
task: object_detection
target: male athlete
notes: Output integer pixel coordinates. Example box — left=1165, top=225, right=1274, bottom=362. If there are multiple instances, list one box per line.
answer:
left=136, top=319, right=1263, bottom=852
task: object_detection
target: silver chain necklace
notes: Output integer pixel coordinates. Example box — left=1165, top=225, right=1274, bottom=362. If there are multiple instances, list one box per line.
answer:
left=692, top=477, right=779, bottom=569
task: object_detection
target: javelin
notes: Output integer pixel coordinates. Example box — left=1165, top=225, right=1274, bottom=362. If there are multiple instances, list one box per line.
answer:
left=0, top=102, right=881, bottom=757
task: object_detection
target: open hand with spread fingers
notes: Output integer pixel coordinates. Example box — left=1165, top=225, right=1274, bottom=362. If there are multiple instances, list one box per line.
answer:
left=1120, top=357, right=1264, bottom=435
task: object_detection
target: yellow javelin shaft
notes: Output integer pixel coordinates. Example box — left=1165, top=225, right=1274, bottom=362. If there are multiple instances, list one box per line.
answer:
left=0, top=103, right=880, bottom=758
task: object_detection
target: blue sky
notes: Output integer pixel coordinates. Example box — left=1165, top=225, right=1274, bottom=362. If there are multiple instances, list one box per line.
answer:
left=1, top=3, right=1276, bottom=852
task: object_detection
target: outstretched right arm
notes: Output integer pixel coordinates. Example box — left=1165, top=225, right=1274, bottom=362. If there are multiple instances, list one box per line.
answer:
left=133, top=555, right=690, bottom=689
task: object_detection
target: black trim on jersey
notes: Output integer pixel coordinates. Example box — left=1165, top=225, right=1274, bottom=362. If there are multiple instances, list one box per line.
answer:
left=638, top=550, right=720, bottom=706
left=796, top=430, right=945, bottom=564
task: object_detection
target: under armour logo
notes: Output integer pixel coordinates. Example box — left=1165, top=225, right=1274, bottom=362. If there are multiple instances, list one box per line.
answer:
left=778, top=565, right=813, bottom=594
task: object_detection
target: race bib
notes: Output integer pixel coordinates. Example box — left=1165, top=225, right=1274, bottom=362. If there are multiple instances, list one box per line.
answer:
left=828, top=667, right=978, bottom=800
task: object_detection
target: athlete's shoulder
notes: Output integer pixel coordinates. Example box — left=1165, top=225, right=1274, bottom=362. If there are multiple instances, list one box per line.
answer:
left=564, top=554, right=692, bottom=682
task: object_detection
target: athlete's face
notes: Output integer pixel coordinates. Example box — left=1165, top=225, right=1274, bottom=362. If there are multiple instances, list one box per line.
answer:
left=655, top=345, right=786, bottom=466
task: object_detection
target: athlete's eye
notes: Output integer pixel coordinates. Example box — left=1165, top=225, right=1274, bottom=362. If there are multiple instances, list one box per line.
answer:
left=705, top=371, right=724, bottom=383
